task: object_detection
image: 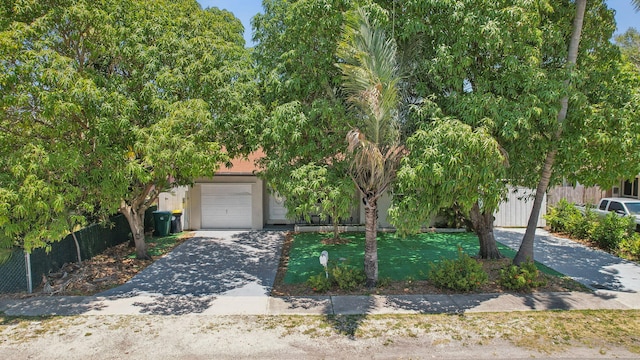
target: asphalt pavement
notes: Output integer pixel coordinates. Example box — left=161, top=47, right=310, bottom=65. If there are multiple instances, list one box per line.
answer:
left=1, top=228, right=639, bottom=316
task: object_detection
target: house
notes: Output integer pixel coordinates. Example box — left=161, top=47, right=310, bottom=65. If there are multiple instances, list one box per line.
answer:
left=615, top=176, right=639, bottom=199
left=159, top=151, right=294, bottom=230
left=159, top=152, right=547, bottom=230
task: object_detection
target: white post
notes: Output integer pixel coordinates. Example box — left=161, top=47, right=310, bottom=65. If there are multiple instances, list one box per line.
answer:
left=24, top=251, right=32, bottom=293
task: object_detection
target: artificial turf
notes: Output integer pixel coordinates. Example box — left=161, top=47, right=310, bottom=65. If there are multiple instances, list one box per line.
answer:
left=283, top=231, right=562, bottom=284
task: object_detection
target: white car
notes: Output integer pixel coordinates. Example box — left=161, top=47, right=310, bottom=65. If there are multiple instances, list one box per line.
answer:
left=578, top=197, right=640, bottom=229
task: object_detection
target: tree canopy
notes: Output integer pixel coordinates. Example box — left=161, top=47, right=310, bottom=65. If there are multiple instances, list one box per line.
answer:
left=616, top=27, right=640, bottom=72
left=0, top=0, right=258, bottom=258
left=253, top=0, right=366, bottom=232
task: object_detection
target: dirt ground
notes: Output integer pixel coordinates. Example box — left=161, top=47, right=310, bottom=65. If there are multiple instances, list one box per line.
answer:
left=1, top=235, right=191, bottom=300
left=1, top=312, right=639, bottom=359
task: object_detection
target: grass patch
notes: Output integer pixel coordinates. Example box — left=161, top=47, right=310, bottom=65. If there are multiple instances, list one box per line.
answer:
left=2, top=312, right=639, bottom=356
left=127, top=233, right=186, bottom=258
left=258, top=310, right=640, bottom=354
left=284, top=232, right=560, bottom=284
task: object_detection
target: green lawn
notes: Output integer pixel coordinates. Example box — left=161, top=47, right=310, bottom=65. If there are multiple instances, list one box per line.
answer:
left=284, top=232, right=561, bottom=284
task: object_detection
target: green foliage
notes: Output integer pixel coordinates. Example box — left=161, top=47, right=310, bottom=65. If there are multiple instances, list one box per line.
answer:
left=254, top=0, right=358, bottom=231
left=590, top=213, right=636, bottom=252
left=306, top=261, right=366, bottom=292
left=544, top=199, right=580, bottom=233
left=428, top=247, right=488, bottom=292
left=331, top=262, right=366, bottom=291
left=499, top=261, right=546, bottom=291
left=615, top=27, right=640, bottom=71
left=571, top=208, right=599, bottom=240
left=0, top=0, right=257, bottom=256
left=545, top=200, right=639, bottom=255
left=336, top=6, right=404, bottom=287
left=619, top=232, right=640, bottom=260
left=307, top=273, right=332, bottom=293
left=544, top=199, right=596, bottom=239
left=390, top=119, right=507, bottom=235
left=389, top=0, right=640, bottom=215
left=376, top=276, right=392, bottom=288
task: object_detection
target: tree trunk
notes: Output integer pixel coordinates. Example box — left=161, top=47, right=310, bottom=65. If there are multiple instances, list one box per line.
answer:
left=71, top=231, right=82, bottom=265
left=67, top=218, right=82, bottom=265
left=332, top=220, right=340, bottom=241
left=468, top=202, right=503, bottom=259
left=332, top=208, right=341, bottom=241
left=514, top=149, right=557, bottom=265
left=120, top=204, right=151, bottom=260
left=514, top=0, right=586, bottom=265
left=363, top=197, right=378, bottom=288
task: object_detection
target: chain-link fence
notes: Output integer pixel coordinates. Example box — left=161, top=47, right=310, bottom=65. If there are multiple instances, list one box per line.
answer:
left=0, top=249, right=28, bottom=293
left=0, top=208, right=156, bottom=295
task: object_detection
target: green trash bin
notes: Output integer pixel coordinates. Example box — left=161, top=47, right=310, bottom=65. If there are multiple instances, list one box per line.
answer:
left=152, top=211, right=172, bottom=237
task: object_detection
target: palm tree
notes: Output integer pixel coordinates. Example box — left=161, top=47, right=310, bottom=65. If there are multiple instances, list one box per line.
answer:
left=515, top=0, right=640, bottom=264
left=336, top=8, right=404, bottom=287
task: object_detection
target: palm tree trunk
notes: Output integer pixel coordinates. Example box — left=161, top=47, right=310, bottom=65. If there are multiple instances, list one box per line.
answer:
left=468, top=201, right=503, bottom=259
left=515, top=0, right=586, bottom=265
left=364, top=198, right=378, bottom=288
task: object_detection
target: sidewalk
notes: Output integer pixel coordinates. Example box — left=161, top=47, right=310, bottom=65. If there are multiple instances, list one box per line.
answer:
left=0, top=290, right=633, bottom=317
left=1, top=228, right=639, bottom=316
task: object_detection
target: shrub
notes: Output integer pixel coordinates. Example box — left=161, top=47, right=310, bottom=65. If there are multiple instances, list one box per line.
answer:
left=567, top=206, right=597, bottom=239
left=331, top=262, right=365, bottom=291
left=307, top=261, right=366, bottom=292
left=544, top=199, right=580, bottom=233
left=499, top=260, right=546, bottom=291
left=544, top=199, right=596, bottom=238
left=428, top=247, right=488, bottom=292
left=307, top=273, right=331, bottom=293
left=619, top=232, right=640, bottom=260
left=589, top=212, right=635, bottom=251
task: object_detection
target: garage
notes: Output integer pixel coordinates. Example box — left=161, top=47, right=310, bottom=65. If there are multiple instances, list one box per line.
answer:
left=201, top=183, right=253, bottom=229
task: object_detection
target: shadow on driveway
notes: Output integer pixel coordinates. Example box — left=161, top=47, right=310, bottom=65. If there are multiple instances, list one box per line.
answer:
left=99, top=231, right=285, bottom=298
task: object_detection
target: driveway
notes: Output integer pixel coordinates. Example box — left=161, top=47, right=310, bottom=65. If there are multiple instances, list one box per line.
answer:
left=495, top=228, right=640, bottom=293
left=99, top=230, right=285, bottom=297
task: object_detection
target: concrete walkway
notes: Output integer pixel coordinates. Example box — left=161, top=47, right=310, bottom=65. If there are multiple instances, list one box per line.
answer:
left=1, top=228, right=639, bottom=316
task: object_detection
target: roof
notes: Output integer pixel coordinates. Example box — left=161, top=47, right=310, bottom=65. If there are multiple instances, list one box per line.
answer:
left=216, top=150, right=264, bottom=175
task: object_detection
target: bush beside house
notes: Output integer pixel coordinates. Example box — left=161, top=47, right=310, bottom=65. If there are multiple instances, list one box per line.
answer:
left=544, top=199, right=640, bottom=259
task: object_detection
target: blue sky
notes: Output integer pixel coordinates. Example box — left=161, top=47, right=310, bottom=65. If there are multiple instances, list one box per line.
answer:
left=198, top=1, right=639, bottom=46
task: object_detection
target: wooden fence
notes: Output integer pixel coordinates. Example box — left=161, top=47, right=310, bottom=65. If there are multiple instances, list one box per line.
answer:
left=547, top=185, right=607, bottom=207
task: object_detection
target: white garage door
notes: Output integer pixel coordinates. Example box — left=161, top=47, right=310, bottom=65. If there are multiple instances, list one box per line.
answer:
left=201, top=184, right=252, bottom=229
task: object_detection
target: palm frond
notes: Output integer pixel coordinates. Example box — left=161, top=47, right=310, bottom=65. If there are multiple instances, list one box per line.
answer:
left=337, top=7, right=401, bottom=147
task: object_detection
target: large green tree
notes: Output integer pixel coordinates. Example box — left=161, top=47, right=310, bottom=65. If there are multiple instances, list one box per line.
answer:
left=378, top=0, right=553, bottom=258
left=390, top=118, right=508, bottom=259
left=253, top=0, right=365, bottom=237
left=376, top=0, right=640, bottom=262
left=514, top=0, right=640, bottom=264
left=0, top=0, right=256, bottom=259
